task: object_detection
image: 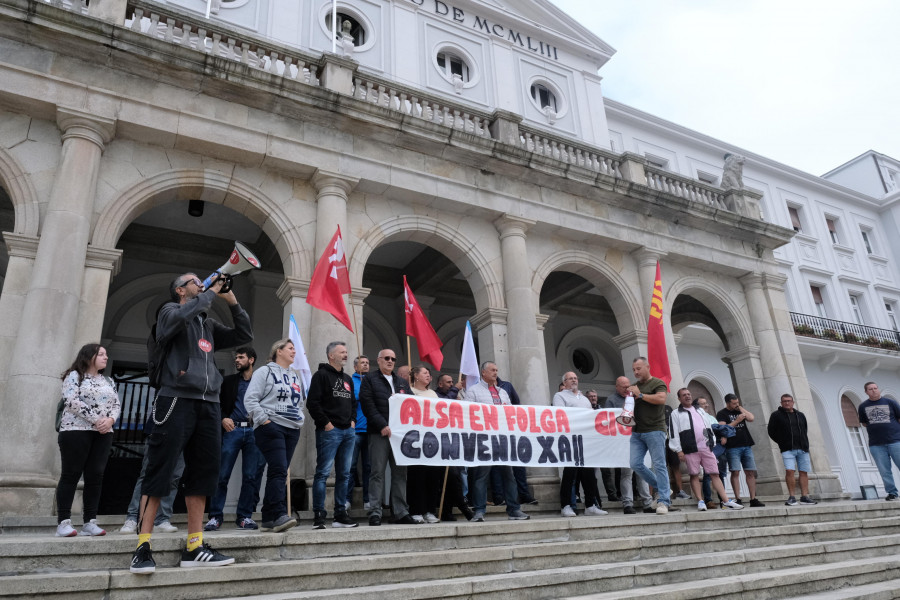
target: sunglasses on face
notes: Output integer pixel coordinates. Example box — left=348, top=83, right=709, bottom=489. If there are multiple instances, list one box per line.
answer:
left=381, top=356, right=396, bottom=362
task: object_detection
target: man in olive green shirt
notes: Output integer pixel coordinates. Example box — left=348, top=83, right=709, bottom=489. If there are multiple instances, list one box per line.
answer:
left=626, top=357, right=672, bottom=514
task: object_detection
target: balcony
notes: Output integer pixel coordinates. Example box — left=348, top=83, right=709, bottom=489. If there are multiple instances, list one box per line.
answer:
left=790, top=312, right=900, bottom=351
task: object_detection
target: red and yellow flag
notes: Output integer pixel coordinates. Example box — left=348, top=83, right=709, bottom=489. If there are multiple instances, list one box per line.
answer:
left=647, top=261, right=671, bottom=386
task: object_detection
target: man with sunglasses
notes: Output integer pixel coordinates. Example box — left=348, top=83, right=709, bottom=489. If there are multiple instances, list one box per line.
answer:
left=359, top=349, right=412, bottom=526
left=130, top=273, right=253, bottom=575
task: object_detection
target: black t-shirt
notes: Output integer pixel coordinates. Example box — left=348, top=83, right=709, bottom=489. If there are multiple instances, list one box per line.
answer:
left=717, top=407, right=755, bottom=447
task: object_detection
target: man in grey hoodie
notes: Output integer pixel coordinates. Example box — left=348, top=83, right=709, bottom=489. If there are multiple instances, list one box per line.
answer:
left=130, top=273, right=252, bottom=575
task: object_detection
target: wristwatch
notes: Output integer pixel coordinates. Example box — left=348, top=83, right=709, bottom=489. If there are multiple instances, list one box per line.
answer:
left=638, top=393, right=644, bottom=400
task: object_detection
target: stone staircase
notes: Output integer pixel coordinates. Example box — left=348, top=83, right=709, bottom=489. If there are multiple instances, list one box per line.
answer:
left=2, top=500, right=900, bottom=599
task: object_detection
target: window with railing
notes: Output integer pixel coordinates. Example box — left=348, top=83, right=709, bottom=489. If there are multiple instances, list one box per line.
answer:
left=886, top=301, right=898, bottom=331
left=810, top=285, right=827, bottom=318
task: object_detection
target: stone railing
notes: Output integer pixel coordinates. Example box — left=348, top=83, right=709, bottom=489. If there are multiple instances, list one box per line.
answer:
left=350, top=73, right=494, bottom=139
left=30, top=0, right=761, bottom=221
left=644, top=165, right=728, bottom=211
left=518, top=123, right=622, bottom=177
left=124, top=0, right=322, bottom=85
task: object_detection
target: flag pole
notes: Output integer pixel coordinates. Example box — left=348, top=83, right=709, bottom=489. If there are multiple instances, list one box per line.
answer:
left=286, top=467, right=292, bottom=517
left=438, top=366, right=466, bottom=521
left=406, top=335, right=412, bottom=372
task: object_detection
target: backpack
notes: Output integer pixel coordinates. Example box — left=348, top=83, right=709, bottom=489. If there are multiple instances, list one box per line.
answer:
left=147, top=303, right=173, bottom=390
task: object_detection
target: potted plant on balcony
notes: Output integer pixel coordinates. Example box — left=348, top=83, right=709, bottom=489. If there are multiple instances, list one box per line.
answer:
left=879, top=340, right=899, bottom=351
left=844, top=332, right=860, bottom=344
left=822, top=328, right=840, bottom=341
left=865, top=336, right=881, bottom=347
left=793, top=324, right=814, bottom=336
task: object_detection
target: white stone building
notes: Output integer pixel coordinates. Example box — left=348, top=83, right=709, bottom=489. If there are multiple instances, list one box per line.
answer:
left=0, top=0, right=894, bottom=516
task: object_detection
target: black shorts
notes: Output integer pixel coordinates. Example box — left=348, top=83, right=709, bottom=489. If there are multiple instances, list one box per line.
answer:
left=141, top=396, right=221, bottom=498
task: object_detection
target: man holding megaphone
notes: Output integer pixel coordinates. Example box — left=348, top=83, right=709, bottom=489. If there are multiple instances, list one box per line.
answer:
left=130, top=267, right=253, bottom=576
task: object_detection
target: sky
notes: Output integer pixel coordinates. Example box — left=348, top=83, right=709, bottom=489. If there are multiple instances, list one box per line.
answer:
left=549, top=1, right=900, bottom=176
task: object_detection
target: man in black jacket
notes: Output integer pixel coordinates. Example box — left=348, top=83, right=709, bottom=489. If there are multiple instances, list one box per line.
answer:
left=359, top=348, right=412, bottom=526
left=205, top=346, right=265, bottom=531
left=767, top=394, right=816, bottom=506
left=307, top=341, right=358, bottom=529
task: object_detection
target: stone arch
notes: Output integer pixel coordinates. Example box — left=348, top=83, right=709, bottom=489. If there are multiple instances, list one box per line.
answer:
left=90, top=169, right=307, bottom=279
left=0, top=146, right=40, bottom=236
left=348, top=215, right=504, bottom=311
left=362, top=306, right=402, bottom=358
left=667, top=276, right=755, bottom=351
left=682, top=369, right=726, bottom=408
left=531, top=250, right=643, bottom=335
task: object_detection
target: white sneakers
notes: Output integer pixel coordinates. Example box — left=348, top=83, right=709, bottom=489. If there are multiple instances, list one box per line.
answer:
left=424, top=512, right=440, bottom=523
left=585, top=505, right=608, bottom=516
left=411, top=514, right=426, bottom=524
left=656, top=504, right=669, bottom=515
left=120, top=519, right=137, bottom=534
left=723, top=499, right=744, bottom=510
left=56, top=519, right=77, bottom=537
left=80, top=519, right=106, bottom=536
left=697, top=501, right=707, bottom=511
left=155, top=520, right=178, bottom=533
left=560, top=505, right=576, bottom=517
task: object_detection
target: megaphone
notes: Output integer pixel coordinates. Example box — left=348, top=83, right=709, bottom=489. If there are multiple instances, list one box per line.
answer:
left=615, top=393, right=636, bottom=428
left=201, top=241, right=262, bottom=293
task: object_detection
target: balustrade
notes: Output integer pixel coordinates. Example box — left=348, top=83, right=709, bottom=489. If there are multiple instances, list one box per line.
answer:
left=790, top=312, right=900, bottom=350
left=645, top=166, right=728, bottom=211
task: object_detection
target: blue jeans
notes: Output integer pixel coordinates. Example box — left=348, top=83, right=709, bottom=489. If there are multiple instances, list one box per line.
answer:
left=127, top=446, right=184, bottom=525
left=254, top=422, right=301, bottom=522
left=470, top=465, right=521, bottom=515
left=208, top=426, right=265, bottom=521
left=313, top=427, right=356, bottom=513
left=630, top=430, right=671, bottom=506
left=350, top=432, right=370, bottom=503
left=870, top=442, right=900, bottom=496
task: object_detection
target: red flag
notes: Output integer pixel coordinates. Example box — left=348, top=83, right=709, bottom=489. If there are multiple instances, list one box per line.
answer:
left=404, top=275, right=444, bottom=370
left=306, top=226, right=353, bottom=332
left=647, top=261, right=671, bottom=387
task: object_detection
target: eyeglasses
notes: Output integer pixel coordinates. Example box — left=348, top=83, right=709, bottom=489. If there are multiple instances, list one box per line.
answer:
left=178, top=278, right=202, bottom=288
left=381, top=356, right=396, bottom=362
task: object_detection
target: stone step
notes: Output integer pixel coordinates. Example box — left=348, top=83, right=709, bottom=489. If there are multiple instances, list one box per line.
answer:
left=215, top=553, right=900, bottom=600
left=2, top=502, right=897, bottom=575
left=3, top=501, right=899, bottom=574
left=3, top=510, right=899, bottom=599
left=785, top=579, right=900, bottom=600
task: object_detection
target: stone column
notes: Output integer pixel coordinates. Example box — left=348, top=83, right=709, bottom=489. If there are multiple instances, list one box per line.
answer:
left=348, top=287, right=371, bottom=359
left=742, top=272, right=843, bottom=497
left=470, top=307, right=509, bottom=378
left=0, top=109, right=115, bottom=516
left=309, top=170, right=358, bottom=371
left=276, top=277, right=316, bottom=493
left=614, top=330, right=647, bottom=376
left=72, top=246, right=123, bottom=352
left=495, top=215, right=546, bottom=406
left=0, top=233, right=39, bottom=389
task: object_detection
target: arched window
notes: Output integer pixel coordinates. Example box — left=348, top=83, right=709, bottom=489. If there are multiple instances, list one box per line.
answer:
left=530, top=83, right=557, bottom=112
left=841, top=395, right=869, bottom=462
left=325, top=12, right=366, bottom=46
left=436, top=51, right=471, bottom=83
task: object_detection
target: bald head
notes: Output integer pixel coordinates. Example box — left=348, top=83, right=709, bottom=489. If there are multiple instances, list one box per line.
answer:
left=615, top=376, right=630, bottom=396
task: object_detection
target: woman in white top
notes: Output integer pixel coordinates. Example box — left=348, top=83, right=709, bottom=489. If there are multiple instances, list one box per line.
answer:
left=55, top=344, right=120, bottom=537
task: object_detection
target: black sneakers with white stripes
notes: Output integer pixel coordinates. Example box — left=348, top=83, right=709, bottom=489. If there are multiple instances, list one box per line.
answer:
left=179, top=543, right=235, bottom=568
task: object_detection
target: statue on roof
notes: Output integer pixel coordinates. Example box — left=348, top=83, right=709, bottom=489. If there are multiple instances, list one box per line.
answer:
left=722, top=153, right=745, bottom=190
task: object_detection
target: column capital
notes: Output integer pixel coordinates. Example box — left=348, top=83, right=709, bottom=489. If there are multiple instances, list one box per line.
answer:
left=613, top=329, right=648, bottom=348
left=3, top=232, right=40, bottom=259
left=56, top=108, right=115, bottom=150
left=535, top=313, right=551, bottom=331
left=470, top=307, right=508, bottom=331
left=276, top=277, right=310, bottom=305
left=762, top=272, right=788, bottom=292
left=632, top=247, right=667, bottom=268
left=723, top=344, right=761, bottom=363
left=84, top=245, right=123, bottom=276
left=349, top=286, right=371, bottom=306
left=494, top=215, right=536, bottom=240
left=739, top=272, right=764, bottom=290
left=311, top=170, right=359, bottom=196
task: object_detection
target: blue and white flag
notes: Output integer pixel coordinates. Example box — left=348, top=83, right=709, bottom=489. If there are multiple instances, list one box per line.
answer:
left=288, top=314, right=313, bottom=394
left=460, top=320, right=480, bottom=389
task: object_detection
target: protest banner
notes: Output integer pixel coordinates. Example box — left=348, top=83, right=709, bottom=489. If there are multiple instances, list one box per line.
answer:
left=389, top=395, right=635, bottom=468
